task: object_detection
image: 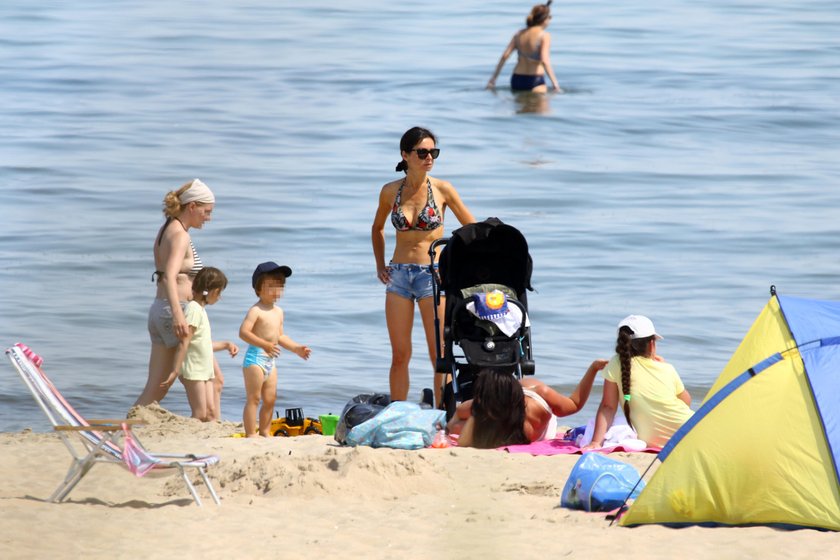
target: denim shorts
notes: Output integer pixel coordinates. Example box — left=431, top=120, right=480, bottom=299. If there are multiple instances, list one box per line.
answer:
left=386, top=263, right=438, bottom=301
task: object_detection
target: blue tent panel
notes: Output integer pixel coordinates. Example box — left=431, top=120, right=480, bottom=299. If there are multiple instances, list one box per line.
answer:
left=778, top=295, right=840, bottom=491
left=799, top=341, right=840, bottom=485
left=778, top=295, right=840, bottom=345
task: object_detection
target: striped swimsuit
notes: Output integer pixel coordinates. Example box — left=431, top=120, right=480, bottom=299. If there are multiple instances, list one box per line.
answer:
left=152, top=218, right=204, bottom=282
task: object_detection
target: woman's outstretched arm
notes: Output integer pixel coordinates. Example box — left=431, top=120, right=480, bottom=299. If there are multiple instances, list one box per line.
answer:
left=535, top=359, right=608, bottom=417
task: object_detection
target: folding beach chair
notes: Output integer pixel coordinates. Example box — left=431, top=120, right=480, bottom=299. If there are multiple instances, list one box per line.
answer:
left=6, top=344, right=221, bottom=506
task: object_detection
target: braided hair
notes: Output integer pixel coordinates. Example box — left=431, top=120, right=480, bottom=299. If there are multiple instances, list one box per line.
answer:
left=615, top=326, right=655, bottom=429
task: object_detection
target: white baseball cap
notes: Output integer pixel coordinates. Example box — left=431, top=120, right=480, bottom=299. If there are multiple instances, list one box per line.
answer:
left=618, top=315, right=663, bottom=340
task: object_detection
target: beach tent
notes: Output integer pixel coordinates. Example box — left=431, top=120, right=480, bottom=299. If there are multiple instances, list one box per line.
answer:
left=621, top=289, right=840, bottom=530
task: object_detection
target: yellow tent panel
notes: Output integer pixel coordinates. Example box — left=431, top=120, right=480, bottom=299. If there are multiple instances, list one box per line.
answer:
left=622, top=296, right=840, bottom=530
left=703, top=297, right=793, bottom=402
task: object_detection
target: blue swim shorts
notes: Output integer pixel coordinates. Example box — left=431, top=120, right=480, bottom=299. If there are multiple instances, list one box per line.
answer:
left=386, top=263, right=438, bottom=301
left=242, top=345, right=276, bottom=377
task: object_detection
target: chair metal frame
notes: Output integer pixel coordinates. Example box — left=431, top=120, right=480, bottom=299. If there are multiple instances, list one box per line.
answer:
left=6, top=345, right=221, bottom=506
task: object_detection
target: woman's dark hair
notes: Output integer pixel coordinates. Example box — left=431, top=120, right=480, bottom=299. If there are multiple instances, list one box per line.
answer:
left=526, top=2, right=552, bottom=27
left=192, top=267, right=228, bottom=303
left=395, top=126, right=437, bottom=173
left=615, top=326, right=655, bottom=429
left=470, top=368, right=529, bottom=449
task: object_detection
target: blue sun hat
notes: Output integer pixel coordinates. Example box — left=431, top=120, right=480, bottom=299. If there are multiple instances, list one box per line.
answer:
left=467, top=289, right=528, bottom=337
left=472, top=289, right=510, bottom=320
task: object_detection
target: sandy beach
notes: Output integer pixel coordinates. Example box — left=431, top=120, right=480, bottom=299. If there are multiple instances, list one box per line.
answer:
left=0, top=405, right=836, bottom=559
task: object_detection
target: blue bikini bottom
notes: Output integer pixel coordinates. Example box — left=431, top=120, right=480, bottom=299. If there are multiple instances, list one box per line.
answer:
left=511, top=73, right=546, bottom=91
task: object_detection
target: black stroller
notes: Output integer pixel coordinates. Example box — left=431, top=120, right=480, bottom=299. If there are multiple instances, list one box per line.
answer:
left=429, top=217, right=535, bottom=419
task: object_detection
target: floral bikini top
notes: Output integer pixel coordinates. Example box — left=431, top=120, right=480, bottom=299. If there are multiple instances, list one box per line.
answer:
left=391, top=178, right=442, bottom=232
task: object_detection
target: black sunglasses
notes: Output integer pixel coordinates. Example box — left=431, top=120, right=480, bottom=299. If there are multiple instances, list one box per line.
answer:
left=412, top=148, right=440, bottom=159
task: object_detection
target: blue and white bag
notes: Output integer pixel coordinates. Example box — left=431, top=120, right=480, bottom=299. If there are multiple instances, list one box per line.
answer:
left=345, top=401, right=445, bottom=450
left=560, top=453, right=646, bottom=512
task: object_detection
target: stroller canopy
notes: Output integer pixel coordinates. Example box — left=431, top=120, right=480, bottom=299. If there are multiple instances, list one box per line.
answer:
left=438, top=218, right=533, bottom=297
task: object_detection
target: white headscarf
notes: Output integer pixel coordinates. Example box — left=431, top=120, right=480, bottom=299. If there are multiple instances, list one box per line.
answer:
left=179, top=178, right=215, bottom=205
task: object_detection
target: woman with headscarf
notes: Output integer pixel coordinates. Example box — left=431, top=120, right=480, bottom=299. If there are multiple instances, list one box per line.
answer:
left=134, top=179, right=222, bottom=412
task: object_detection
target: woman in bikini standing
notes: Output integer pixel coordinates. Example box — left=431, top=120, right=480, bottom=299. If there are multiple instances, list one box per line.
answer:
left=371, top=127, right=476, bottom=407
left=134, top=179, right=224, bottom=414
left=486, top=2, right=561, bottom=93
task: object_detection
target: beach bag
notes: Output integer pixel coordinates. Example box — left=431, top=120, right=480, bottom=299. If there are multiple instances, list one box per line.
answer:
left=334, top=392, right=391, bottom=445
left=560, top=453, right=646, bottom=512
left=344, top=401, right=445, bottom=450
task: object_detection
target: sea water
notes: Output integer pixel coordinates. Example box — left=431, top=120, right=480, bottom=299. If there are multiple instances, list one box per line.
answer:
left=1, top=0, right=838, bottom=432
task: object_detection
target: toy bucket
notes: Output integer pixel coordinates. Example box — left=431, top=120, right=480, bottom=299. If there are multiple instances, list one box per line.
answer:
left=319, top=414, right=339, bottom=436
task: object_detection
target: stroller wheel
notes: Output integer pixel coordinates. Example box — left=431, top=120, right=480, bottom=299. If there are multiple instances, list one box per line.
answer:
left=442, top=383, right=457, bottom=421
left=521, top=360, right=536, bottom=375
left=420, top=388, right=434, bottom=408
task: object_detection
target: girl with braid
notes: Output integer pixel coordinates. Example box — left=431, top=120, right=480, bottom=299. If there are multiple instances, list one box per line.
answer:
left=583, top=315, right=693, bottom=449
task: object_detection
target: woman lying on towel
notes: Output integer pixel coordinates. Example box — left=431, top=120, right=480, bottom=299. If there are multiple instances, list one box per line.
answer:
left=447, top=360, right=608, bottom=449
left=582, top=315, right=693, bottom=450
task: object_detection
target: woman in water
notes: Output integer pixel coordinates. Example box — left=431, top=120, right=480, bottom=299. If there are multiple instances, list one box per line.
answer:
left=486, top=2, right=561, bottom=93
left=371, top=127, right=475, bottom=407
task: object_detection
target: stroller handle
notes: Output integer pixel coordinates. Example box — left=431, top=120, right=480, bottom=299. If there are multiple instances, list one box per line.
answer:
left=429, top=237, right=449, bottom=306
left=430, top=237, right=450, bottom=377
left=429, top=238, right=448, bottom=259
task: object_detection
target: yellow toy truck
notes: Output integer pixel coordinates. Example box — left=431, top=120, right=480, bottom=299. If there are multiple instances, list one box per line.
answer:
left=267, top=407, right=322, bottom=437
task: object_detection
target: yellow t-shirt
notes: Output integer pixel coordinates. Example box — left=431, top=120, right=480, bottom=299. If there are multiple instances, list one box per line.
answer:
left=602, top=354, right=693, bottom=447
left=180, top=301, right=214, bottom=381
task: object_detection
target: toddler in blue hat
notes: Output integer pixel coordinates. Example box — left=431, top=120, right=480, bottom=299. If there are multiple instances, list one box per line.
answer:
left=239, top=262, right=311, bottom=437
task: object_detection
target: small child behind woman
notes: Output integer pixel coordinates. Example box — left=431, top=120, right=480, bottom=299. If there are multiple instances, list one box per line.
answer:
left=160, top=267, right=239, bottom=421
